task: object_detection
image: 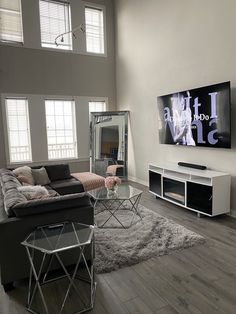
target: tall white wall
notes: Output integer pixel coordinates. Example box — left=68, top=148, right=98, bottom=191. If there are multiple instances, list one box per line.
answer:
left=0, top=0, right=115, bottom=171
left=115, top=0, right=236, bottom=215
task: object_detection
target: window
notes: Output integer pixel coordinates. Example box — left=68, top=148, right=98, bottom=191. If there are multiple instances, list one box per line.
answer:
left=0, top=0, right=23, bottom=43
left=5, top=98, right=32, bottom=163
left=89, top=101, right=106, bottom=114
left=39, top=0, right=72, bottom=50
left=45, top=100, right=77, bottom=159
left=85, top=6, right=104, bottom=54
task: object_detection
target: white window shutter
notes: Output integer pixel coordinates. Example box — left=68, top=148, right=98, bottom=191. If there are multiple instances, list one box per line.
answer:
left=45, top=100, right=77, bottom=159
left=85, top=6, right=104, bottom=54
left=0, top=0, right=23, bottom=43
left=39, top=0, right=72, bottom=50
left=5, top=98, right=32, bottom=163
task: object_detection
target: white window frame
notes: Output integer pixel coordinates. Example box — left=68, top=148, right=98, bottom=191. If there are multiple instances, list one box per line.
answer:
left=84, top=2, right=107, bottom=56
left=5, top=97, right=32, bottom=164
left=39, top=0, right=73, bottom=51
left=45, top=99, right=78, bottom=160
left=0, top=0, right=24, bottom=44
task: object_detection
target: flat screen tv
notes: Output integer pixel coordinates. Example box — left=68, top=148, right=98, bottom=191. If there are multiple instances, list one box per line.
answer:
left=157, top=81, right=231, bottom=148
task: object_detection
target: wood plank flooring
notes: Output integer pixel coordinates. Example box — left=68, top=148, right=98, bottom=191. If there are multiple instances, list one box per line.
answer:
left=1, top=181, right=236, bottom=314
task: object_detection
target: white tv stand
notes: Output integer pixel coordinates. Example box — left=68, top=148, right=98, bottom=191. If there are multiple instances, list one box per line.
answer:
left=149, top=163, right=231, bottom=217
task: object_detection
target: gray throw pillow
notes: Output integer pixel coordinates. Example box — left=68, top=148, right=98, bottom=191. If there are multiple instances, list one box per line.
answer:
left=31, top=167, right=50, bottom=185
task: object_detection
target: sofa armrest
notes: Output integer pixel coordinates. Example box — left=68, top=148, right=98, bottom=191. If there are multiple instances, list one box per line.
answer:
left=11, top=193, right=92, bottom=217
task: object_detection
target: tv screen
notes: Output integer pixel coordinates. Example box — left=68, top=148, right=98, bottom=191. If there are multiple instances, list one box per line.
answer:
left=157, top=81, right=231, bottom=148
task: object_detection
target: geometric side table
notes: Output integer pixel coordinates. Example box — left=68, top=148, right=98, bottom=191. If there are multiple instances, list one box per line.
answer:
left=21, top=222, right=96, bottom=314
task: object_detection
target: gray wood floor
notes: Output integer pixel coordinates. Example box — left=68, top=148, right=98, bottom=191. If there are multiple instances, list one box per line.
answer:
left=1, top=181, right=236, bottom=314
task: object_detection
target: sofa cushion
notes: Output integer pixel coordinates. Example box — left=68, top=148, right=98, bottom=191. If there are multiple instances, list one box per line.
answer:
left=0, top=169, right=27, bottom=216
left=45, top=186, right=60, bottom=197
left=1, top=175, right=21, bottom=193
left=45, top=164, right=71, bottom=181
left=11, top=193, right=90, bottom=217
left=13, top=166, right=35, bottom=185
left=32, top=167, right=50, bottom=185
left=49, top=178, right=84, bottom=195
left=4, top=188, right=27, bottom=215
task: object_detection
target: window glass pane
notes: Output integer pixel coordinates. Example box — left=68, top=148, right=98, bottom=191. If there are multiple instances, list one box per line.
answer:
left=55, top=116, right=64, bottom=129
left=17, top=116, right=27, bottom=130
left=39, top=0, right=72, bottom=50
left=45, top=100, right=77, bottom=159
left=5, top=98, right=32, bottom=163
left=19, top=132, right=28, bottom=146
left=64, top=103, right=72, bottom=115
left=55, top=101, right=64, bottom=115
left=0, top=0, right=23, bottom=43
left=64, top=116, right=72, bottom=129
left=89, top=101, right=106, bottom=114
left=85, top=6, right=104, bottom=54
left=47, top=116, right=55, bottom=130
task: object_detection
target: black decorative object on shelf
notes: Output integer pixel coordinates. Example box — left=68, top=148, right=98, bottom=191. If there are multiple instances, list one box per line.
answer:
left=178, top=162, right=207, bottom=170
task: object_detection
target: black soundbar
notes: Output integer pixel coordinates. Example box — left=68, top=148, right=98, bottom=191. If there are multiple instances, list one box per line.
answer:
left=178, top=162, right=207, bottom=170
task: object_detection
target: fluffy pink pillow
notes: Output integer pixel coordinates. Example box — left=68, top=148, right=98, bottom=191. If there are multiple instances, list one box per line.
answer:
left=17, top=175, right=31, bottom=186
left=13, top=166, right=35, bottom=185
left=17, top=185, right=49, bottom=200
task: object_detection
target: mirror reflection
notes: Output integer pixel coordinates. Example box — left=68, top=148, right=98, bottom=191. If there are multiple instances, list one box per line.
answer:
left=91, top=111, right=128, bottom=179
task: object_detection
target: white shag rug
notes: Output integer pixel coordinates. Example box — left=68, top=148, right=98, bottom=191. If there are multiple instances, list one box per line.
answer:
left=94, top=204, right=205, bottom=273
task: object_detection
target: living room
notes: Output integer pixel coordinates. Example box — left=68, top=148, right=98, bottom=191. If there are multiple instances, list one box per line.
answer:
left=1, top=0, right=236, bottom=313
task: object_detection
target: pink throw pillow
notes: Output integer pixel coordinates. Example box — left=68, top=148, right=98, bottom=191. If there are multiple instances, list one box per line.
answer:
left=17, top=175, right=31, bottom=186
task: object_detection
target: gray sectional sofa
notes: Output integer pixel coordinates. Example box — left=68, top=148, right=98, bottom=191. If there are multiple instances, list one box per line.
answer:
left=0, top=164, right=94, bottom=292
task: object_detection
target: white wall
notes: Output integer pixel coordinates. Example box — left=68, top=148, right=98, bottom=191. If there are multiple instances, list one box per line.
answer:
left=0, top=0, right=115, bottom=171
left=115, top=0, right=236, bottom=215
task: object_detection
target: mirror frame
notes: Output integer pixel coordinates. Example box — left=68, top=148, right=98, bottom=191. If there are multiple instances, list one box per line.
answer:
left=90, top=111, right=129, bottom=179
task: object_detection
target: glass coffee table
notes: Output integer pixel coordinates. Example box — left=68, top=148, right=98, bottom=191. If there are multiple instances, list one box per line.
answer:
left=21, top=222, right=96, bottom=314
left=88, top=184, right=143, bottom=228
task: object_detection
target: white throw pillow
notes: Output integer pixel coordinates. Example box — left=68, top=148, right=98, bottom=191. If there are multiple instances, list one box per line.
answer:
left=13, top=166, right=35, bottom=185
left=17, top=185, right=49, bottom=200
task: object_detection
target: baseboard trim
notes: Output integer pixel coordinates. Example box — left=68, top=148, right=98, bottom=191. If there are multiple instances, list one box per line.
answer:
left=128, top=176, right=148, bottom=187
left=230, top=211, right=236, bottom=218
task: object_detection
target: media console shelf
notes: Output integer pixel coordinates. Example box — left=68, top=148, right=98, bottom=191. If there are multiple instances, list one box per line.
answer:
left=149, top=163, right=231, bottom=217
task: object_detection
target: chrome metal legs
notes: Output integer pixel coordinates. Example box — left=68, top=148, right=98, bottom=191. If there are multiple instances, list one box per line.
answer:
left=95, top=194, right=142, bottom=229
left=25, top=239, right=96, bottom=314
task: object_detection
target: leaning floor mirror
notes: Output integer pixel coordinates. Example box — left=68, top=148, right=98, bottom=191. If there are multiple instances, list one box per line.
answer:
left=90, top=111, right=129, bottom=179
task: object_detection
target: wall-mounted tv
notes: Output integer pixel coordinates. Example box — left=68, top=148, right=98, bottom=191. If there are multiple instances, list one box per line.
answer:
left=157, top=81, right=231, bottom=148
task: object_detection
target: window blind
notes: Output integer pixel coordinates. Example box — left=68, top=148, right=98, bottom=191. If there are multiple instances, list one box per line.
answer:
left=39, top=0, right=72, bottom=50
left=85, top=6, right=104, bottom=54
left=5, top=98, right=32, bottom=163
left=0, top=0, right=23, bottom=43
left=45, top=100, right=77, bottom=159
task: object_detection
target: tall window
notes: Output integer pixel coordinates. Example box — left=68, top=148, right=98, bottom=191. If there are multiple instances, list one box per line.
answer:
left=5, top=98, right=32, bottom=163
left=39, top=0, right=72, bottom=50
left=89, top=101, right=106, bottom=114
left=0, top=0, right=23, bottom=43
left=85, top=6, right=104, bottom=54
left=45, top=100, right=77, bottom=160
